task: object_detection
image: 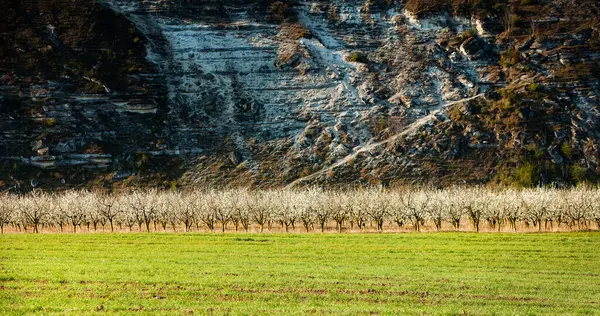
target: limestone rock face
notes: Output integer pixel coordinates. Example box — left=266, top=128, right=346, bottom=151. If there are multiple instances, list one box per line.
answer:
left=1, top=0, right=599, bottom=189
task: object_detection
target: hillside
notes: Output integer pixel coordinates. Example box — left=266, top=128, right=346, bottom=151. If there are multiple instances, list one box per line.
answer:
left=0, top=0, right=599, bottom=190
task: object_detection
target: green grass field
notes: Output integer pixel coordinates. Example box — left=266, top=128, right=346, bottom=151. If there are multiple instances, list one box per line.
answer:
left=1, top=233, right=600, bottom=315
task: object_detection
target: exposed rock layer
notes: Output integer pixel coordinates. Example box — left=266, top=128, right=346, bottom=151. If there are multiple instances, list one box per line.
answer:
left=0, top=0, right=599, bottom=190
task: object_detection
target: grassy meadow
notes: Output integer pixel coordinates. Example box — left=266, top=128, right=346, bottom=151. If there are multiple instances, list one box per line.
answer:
left=1, top=232, right=600, bottom=315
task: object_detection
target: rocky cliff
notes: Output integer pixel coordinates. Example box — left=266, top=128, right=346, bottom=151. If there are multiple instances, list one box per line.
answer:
left=1, top=0, right=599, bottom=190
